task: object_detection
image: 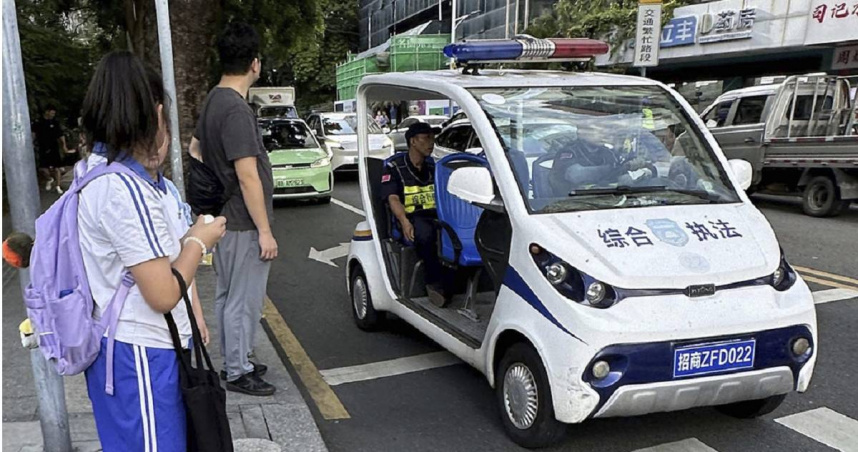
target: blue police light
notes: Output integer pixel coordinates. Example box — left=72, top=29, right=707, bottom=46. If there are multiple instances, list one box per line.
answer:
left=444, top=37, right=609, bottom=64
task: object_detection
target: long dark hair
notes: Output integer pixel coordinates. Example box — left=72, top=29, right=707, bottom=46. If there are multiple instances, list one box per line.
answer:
left=82, top=51, right=169, bottom=163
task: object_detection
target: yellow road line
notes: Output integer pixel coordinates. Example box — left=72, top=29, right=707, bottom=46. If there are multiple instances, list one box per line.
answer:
left=794, top=266, right=858, bottom=287
left=800, top=275, right=858, bottom=291
left=262, top=297, right=350, bottom=420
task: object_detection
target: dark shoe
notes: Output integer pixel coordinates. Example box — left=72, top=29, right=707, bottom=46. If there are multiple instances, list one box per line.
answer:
left=226, top=373, right=276, bottom=396
left=427, top=285, right=450, bottom=308
left=220, top=361, right=268, bottom=381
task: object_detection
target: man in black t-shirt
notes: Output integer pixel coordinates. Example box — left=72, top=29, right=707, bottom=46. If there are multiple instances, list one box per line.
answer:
left=189, top=22, right=276, bottom=396
left=32, top=105, right=74, bottom=194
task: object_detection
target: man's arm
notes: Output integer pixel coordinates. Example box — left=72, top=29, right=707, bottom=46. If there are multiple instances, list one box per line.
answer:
left=388, top=194, right=414, bottom=242
left=234, top=156, right=278, bottom=260
left=189, top=137, right=201, bottom=160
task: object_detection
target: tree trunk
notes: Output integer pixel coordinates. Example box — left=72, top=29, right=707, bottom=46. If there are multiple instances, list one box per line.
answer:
left=168, top=0, right=219, bottom=157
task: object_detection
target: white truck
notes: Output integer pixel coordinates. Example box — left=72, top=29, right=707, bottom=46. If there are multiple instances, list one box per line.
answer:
left=248, top=87, right=298, bottom=119
left=701, top=74, right=858, bottom=217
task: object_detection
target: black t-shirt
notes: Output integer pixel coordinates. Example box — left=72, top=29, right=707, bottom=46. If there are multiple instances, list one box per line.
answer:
left=380, top=152, right=436, bottom=218
left=33, top=117, right=63, bottom=156
left=195, top=87, right=274, bottom=231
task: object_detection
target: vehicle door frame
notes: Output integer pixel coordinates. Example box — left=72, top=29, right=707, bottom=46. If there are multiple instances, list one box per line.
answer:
left=356, top=78, right=527, bottom=312
left=710, top=94, right=774, bottom=185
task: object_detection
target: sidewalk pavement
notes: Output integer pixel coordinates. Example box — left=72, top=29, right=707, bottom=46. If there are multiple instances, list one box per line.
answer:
left=2, top=189, right=328, bottom=452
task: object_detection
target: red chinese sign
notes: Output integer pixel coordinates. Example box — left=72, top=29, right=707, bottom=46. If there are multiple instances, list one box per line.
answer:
left=806, top=1, right=858, bottom=45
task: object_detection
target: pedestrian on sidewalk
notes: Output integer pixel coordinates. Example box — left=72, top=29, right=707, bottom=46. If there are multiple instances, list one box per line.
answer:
left=79, top=51, right=226, bottom=451
left=32, top=104, right=75, bottom=194
left=189, top=22, right=277, bottom=396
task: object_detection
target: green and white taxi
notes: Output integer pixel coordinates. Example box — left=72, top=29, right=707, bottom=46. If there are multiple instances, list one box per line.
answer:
left=261, top=118, right=333, bottom=203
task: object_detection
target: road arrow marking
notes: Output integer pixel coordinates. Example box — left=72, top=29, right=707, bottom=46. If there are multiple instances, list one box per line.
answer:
left=308, top=243, right=350, bottom=267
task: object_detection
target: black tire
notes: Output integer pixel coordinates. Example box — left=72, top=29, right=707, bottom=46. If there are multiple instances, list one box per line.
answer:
left=715, top=394, right=787, bottom=419
left=496, top=343, right=566, bottom=449
left=802, top=175, right=849, bottom=217
left=350, top=267, right=384, bottom=331
left=317, top=195, right=332, bottom=204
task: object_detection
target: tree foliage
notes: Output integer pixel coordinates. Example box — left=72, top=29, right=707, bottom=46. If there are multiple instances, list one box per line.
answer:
left=527, top=0, right=693, bottom=55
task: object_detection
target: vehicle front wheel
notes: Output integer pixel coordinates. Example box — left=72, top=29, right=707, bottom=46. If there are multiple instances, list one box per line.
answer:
left=350, top=267, right=384, bottom=331
left=802, top=175, right=849, bottom=217
left=496, top=343, right=566, bottom=449
left=317, top=195, right=332, bottom=204
left=715, top=394, right=787, bottom=419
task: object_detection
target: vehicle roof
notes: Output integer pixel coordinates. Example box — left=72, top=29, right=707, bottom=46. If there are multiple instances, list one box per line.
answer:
left=717, top=84, right=780, bottom=100
left=260, top=118, right=308, bottom=125
left=407, top=115, right=448, bottom=121
left=316, top=112, right=361, bottom=118
left=361, top=69, right=658, bottom=90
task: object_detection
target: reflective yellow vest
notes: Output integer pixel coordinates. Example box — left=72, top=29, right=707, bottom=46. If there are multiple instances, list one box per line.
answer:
left=403, top=184, right=436, bottom=213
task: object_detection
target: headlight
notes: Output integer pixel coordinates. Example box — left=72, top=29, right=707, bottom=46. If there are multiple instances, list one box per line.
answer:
left=771, top=251, right=797, bottom=291
left=311, top=157, right=331, bottom=168
left=530, top=244, right=617, bottom=309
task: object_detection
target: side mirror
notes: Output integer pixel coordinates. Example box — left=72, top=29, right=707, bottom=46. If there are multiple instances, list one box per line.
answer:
left=448, top=166, right=503, bottom=211
left=728, top=159, right=753, bottom=191
left=706, top=119, right=718, bottom=129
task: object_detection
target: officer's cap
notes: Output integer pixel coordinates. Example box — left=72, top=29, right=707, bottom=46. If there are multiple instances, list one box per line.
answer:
left=405, top=122, right=436, bottom=143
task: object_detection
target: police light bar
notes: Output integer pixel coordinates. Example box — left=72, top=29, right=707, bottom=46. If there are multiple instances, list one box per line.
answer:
left=443, top=37, right=609, bottom=64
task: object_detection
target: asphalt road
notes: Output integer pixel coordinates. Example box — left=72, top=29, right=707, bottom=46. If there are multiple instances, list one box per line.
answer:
left=265, top=175, right=858, bottom=452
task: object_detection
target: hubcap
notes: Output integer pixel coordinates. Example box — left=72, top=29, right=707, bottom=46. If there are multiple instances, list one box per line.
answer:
left=352, top=277, right=368, bottom=320
left=809, top=184, right=830, bottom=209
left=503, top=363, right=539, bottom=430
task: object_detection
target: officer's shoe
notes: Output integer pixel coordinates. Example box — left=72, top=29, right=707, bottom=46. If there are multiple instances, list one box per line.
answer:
left=427, top=284, right=450, bottom=308
left=226, top=373, right=276, bottom=397
left=220, top=361, right=268, bottom=381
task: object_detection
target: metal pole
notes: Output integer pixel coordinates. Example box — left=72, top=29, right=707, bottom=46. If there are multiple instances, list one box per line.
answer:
left=524, top=0, right=530, bottom=31
left=845, top=79, right=858, bottom=136
left=514, top=0, right=520, bottom=36
left=439, top=0, right=443, bottom=21
left=2, top=1, right=73, bottom=450
left=505, top=0, right=511, bottom=39
left=642, top=67, right=647, bottom=78
left=154, top=0, right=185, bottom=199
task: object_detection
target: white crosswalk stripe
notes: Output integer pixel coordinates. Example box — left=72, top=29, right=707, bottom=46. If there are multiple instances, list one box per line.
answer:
left=775, top=407, right=858, bottom=452
left=320, top=351, right=461, bottom=386
left=633, top=438, right=718, bottom=452
left=812, top=288, right=858, bottom=305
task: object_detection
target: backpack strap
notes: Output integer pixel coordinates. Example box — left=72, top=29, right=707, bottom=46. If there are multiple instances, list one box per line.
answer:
left=102, top=272, right=135, bottom=396
left=71, top=160, right=139, bottom=195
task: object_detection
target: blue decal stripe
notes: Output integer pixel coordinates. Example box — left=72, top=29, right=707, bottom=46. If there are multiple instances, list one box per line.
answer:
left=502, top=267, right=583, bottom=343
left=126, top=175, right=166, bottom=256
left=116, top=174, right=163, bottom=258
left=351, top=235, right=373, bottom=242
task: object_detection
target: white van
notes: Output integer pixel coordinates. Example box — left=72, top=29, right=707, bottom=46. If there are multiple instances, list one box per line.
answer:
left=346, top=39, right=817, bottom=448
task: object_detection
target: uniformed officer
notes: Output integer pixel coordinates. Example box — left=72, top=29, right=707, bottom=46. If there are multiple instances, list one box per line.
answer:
left=381, top=122, right=452, bottom=307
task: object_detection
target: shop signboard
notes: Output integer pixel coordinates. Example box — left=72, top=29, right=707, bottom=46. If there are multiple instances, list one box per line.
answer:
left=634, top=0, right=662, bottom=67
left=805, top=1, right=858, bottom=45
left=660, top=16, right=697, bottom=48
left=832, top=44, right=858, bottom=70
left=697, top=7, right=757, bottom=43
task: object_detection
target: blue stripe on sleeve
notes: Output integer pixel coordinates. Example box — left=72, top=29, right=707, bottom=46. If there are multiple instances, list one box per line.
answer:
left=126, top=175, right=166, bottom=256
left=116, top=174, right=163, bottom=258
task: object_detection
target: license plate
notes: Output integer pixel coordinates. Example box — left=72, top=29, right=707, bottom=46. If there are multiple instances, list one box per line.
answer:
left=276, top=179, right=304, bottom=188
left=673, top=339, right=755, bottom=378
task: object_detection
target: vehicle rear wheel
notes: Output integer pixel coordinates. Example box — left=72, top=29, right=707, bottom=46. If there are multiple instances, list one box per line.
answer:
left=802, top=175, right=849, bottom=217
left=715, top=394, right=787, bottom=419
left=350, top=267, right=384, bottom=331
left=496, top=343, right=566, bottom=449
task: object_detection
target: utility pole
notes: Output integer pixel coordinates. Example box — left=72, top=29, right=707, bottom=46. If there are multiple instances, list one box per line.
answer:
left=2, top=0, right=73, bottom=450
left=154, top=0, right=185, bottom=198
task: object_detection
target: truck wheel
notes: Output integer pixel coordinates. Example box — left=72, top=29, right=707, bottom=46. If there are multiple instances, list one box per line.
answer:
left=802, top=176, right=849, bottom=217
left=496, top=343, right=566, bottom=448
left=716, top=394, right=786, bottom=419
left=350, top=267, right=384, bottom=331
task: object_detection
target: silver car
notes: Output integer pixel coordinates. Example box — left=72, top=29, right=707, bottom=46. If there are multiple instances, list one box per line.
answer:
left=306, top=112, right=394, bottom=171
left=387, top=115, right=448, bottom=152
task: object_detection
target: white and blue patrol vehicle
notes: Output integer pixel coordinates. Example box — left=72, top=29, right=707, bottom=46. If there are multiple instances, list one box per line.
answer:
left=345, top=37, right=817, bottom=448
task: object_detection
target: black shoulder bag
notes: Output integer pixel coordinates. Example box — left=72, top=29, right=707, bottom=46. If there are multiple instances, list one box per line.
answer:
left=165, top=269, right=234, bottom=452
left=186, top=96, right=237, bottom=216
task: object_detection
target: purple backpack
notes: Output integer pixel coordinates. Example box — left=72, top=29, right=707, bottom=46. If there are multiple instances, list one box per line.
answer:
left=25, top=160, right=139, bottom=395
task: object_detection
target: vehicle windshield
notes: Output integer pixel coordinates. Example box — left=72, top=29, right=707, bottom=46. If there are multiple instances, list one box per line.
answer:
left=469, top=86, right=741, bottom=214
left=324, top=115, right=382, bottom=135
left=258, top=106, right=298, bottom=119
left=261, top=121, right=319, bottom=150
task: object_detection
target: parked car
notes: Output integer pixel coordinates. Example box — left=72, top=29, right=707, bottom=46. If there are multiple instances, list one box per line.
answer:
left=701, top=74, right=858, bottom=217
left=387, top=115, right=448, bottom=152
left=260, top=118, right=333, bottom=203
left=305, top=112, right=393, bottom=171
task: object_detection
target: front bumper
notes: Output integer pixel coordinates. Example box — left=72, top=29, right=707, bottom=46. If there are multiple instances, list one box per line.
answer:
left=272, top=166, right=332, bottom=199
left=584, top=324, right=814, bottom=418
left=331, top=147, right=392, bottom=171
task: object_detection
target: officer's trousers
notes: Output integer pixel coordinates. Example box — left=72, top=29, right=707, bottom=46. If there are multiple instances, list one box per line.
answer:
left=411, top=214, right=454, bottom=292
